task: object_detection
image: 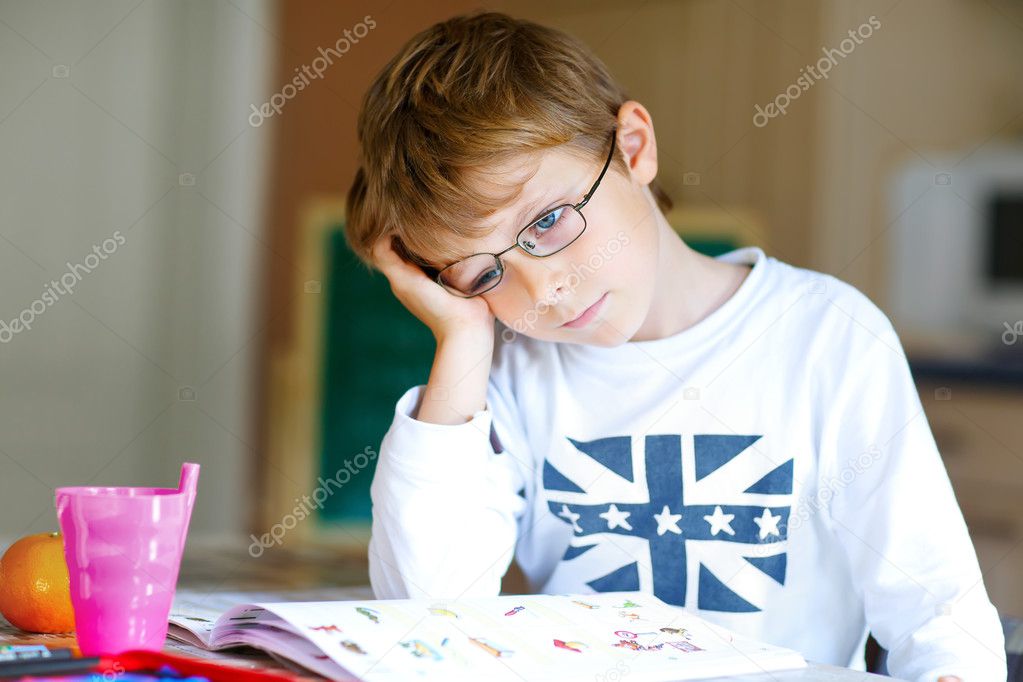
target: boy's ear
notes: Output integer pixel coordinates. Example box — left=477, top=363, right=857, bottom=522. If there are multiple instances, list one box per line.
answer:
left=615, top=101, right=658, bottom=186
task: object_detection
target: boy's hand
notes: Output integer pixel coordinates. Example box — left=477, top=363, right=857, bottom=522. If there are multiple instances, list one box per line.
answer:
left=371, top=236, right=494, bottom=343
left=372, top=235, right=496, bottom=425
left=937, top=677, right=962, bottom=682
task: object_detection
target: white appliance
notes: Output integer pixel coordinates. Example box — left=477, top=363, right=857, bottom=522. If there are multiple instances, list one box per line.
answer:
left=888, top=144, right=1023, bottom=339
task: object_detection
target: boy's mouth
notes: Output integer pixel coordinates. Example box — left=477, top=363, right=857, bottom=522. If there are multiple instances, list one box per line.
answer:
left=561, top=292, right=608, bottom=329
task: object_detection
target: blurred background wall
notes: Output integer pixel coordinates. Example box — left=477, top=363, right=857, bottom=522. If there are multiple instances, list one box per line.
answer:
left=0, top=0, right=273, bottom=538
left=1, top=0, right=1021, bottom=616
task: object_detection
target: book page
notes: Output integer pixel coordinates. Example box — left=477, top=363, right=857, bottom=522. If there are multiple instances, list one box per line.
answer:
left=169, top=587, right=373, bottom=648
left=251, top=591, right=805, bottom=682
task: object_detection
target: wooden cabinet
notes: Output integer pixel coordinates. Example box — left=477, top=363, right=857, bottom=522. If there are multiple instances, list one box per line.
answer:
left=916, top=379, right=1023, bottom=619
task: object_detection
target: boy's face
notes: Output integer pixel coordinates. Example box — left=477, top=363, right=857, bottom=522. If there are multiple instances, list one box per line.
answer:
left=439, top=143, right=661, bottom=347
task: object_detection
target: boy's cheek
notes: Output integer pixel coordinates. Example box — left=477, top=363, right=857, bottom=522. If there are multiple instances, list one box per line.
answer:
left=485, top=293, right=538, bottom=335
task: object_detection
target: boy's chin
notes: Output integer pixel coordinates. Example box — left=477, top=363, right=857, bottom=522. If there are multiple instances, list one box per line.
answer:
left=577, top=322, right=637, bottom=348
left=560, top=315, right=640, bottom=348
left=497, top=296, right=642, bottom=346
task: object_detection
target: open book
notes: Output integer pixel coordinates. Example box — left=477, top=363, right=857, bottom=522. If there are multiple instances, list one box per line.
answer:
left=169, top=589, right=806, bottom=681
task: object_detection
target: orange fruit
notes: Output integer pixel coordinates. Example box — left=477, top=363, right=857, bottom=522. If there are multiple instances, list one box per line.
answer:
left=0, top=531, right=75, bottom=633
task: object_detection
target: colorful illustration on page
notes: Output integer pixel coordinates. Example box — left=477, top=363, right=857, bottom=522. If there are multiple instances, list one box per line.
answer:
left=469, top=637, right=514, bottom=658
left=615, top=630, right=658, bottom=639
left=400, top=639, right=443, bottom=661
left=355, top=606, right=380, bottom=624
left=553, top=639, right=587, bottom=653
left=614, top=639, right=664, bottom=652
left=428, top=606, right=459, bottom=619
left=669, top=640, right=704, bottom=653
left=659, top=627, right=686, bottom=636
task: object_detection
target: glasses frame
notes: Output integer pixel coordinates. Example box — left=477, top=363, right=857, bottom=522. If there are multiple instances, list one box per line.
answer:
left=436, top=130, right=618, bottom=298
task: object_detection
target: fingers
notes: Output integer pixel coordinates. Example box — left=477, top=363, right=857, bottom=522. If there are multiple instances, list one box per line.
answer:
left=370, top=235, right=401, bottom=269
left=371, top=236, right=413, bottom=275
left=370, top=235, right=431, bottom=289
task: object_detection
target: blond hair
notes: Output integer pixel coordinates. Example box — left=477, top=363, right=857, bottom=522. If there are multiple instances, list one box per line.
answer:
left=345, top=11, right=672, bottom=269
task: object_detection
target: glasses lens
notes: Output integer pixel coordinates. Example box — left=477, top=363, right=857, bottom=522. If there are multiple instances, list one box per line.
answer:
left=439, top=254, right=503, bottom=297
left=517, top=204, right=586, bottom=256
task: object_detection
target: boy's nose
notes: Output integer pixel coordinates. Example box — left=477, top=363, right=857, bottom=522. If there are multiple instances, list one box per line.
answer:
left=512, top=253, right=572, bottom=309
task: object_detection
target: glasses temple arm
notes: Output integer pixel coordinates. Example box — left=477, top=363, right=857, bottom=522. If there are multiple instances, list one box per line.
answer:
left=576, top=132, right=617, bottom=210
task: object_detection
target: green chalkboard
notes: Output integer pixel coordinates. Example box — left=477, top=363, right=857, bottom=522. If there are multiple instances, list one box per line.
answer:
left=317, top=226, right=436, bottom=522
left=686, top=235, right=740, bottom=258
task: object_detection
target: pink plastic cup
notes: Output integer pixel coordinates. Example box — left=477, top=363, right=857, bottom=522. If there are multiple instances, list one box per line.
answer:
left=55, top=463, right=199, bottom=655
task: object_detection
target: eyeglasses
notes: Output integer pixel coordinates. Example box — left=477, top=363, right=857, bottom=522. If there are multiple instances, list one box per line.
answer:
left=436, top=131, right=618, bottom=297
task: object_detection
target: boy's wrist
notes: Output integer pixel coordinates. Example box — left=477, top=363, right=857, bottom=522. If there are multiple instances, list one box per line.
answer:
left=435, top=324, right=495, bottom=350
left=414, top=327, right=494, bottom=425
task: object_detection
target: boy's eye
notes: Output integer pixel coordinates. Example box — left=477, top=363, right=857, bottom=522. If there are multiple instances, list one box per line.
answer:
left=472, top=267, right=501, bottom=292
left=534, top=207, right=564, bottom=232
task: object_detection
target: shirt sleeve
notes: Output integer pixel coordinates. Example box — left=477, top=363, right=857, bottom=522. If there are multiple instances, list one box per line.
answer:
left=818, top=304, right=1007, bottom=682
left=368, top=380, right=530, bottom=600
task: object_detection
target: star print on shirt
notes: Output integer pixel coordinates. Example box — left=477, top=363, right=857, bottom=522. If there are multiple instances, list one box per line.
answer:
left=703, top=505, right=736, bottom=536
left=653, top=505, right=683, bottom=536
left=558, top=504, right=582, bottom=533
left=599, top=504, right=633, bottom=530
left=753, top=508, right=782, bottom=539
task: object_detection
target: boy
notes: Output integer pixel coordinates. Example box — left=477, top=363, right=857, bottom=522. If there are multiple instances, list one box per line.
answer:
left=344, top=12, right=1006, bottom=681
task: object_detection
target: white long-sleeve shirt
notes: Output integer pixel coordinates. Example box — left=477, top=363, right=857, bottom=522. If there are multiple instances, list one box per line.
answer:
left=368, top=246, right=1007, bottom=681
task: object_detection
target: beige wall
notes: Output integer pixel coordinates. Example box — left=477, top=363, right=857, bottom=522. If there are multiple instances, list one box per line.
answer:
left=0, top=0, right=273, bottom=542
left=812, top=0, right=1023, bottom=307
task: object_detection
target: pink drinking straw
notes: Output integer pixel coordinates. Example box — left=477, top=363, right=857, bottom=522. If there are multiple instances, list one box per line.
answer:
left=55, top=463, right=199, bottom=655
